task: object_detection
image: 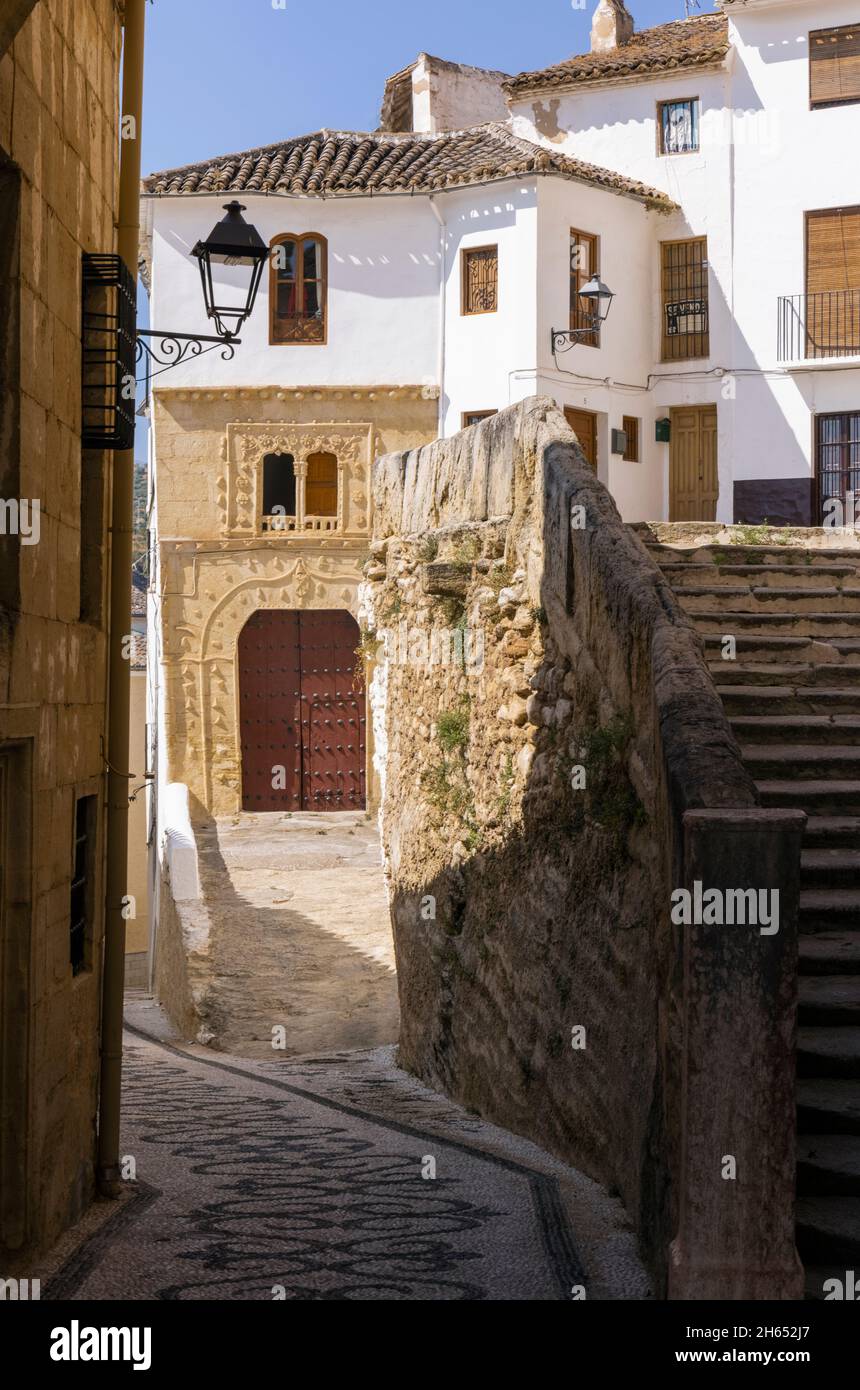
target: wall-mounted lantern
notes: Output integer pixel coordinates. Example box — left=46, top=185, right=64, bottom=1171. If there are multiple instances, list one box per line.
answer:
left=191, top=201, right=269, bottom=341
left=134, top=201, right=268, bottom=397
left=552, top=276, right=616, bottom=354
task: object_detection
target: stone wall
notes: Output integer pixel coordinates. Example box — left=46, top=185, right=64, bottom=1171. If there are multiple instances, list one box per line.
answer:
left=363, top=397, right=804, bottom=1298
left=0, top=0, right=123, bottom=1263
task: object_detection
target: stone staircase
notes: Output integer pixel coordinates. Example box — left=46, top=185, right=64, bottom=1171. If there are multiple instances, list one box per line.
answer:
left=640, top=531, right=860, bottom=1299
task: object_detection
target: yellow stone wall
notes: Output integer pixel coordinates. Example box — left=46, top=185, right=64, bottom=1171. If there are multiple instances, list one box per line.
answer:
left=152, top=386, right=437, bottom=817
left=0, top=0, right=123, bottom=1264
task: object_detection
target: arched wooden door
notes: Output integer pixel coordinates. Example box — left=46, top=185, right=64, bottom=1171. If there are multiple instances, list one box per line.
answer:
left=238, top=610, right=365, bottom=812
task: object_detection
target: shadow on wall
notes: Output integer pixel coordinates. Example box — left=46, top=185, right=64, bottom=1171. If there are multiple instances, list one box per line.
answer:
left=367, top=398, right=803, bottom=1298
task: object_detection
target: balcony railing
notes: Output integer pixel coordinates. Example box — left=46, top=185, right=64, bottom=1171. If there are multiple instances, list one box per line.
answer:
left=778, top=290, right=860, bottom=362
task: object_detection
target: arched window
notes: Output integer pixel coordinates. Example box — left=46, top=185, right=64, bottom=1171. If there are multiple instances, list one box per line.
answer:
left=305, top=452, right=338, bottom=518
left=270, top=233, right=327, bottom=344
left=262, top=453, right=296, bottom=526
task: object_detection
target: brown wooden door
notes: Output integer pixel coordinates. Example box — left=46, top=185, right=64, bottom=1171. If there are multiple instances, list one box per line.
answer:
left=564, top=407, right=598, bottom=471
left=670, top=405, right=718, bottom=521
left=239, top=610, right=365, bottom=812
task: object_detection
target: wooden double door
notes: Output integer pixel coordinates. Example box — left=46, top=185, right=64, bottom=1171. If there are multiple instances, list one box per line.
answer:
left=239, top=610, right=365, bottom=812
left=669, top=404, right=718, bottom=521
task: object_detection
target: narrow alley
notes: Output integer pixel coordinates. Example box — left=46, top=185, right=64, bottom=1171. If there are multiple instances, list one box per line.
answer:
left=42, top=1004, right=649, bottom=1302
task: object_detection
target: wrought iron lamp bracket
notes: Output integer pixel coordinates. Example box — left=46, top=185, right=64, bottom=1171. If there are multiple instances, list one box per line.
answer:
left=551, top=323, right=600, bottom=354
left=135, top=329, right=239, bottom=395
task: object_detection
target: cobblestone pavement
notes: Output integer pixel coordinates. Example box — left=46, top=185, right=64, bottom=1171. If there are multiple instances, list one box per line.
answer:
left=45, top=1004, right=650, bottom=1302
left=194, top=813, right=399, bottom=1058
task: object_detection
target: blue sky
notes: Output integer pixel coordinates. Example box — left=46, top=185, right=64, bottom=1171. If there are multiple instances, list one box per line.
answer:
left=141, top=0, right=715, bottom=175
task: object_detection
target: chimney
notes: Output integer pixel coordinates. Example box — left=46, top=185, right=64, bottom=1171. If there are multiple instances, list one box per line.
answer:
left=590, top=0, right=634, bottom=53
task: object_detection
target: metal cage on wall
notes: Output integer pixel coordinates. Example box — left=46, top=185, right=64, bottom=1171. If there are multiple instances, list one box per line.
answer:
left=81, top=253, right=137, bottom=450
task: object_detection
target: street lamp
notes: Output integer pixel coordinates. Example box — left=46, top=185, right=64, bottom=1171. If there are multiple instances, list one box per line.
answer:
left=551, top=275, right=616, bottom=354
left=135, top=201, right=268, bottom=396
left=191, top=201, right=269, bottom=341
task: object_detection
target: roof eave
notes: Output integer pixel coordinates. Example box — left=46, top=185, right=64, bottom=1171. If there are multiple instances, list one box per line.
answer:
left=504, top=53, right=730, bottom=103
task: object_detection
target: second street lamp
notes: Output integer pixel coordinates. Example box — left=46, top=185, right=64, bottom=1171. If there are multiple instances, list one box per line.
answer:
left=551, top=275, right=616, bottom=354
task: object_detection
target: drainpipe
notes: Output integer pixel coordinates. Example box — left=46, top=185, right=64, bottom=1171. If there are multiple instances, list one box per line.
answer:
left=429, top=196, right=447, bottom=436
left=97, top=0, right=146, bottom=1195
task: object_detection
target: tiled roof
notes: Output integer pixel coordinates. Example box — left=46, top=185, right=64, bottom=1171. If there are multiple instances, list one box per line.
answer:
left=504, top=14, right=729, bottom=97
left=143, top=123, right=675, bottom=209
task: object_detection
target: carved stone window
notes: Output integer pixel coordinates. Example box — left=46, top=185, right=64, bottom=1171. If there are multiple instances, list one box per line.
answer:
left=270, top=233, right=327, bottom=344
left=262, top=453, right=296, bottom=529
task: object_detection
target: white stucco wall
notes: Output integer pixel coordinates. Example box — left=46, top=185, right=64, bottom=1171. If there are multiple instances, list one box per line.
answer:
left=509, top=0, right=860, bottom=519
left=146, top=193, right=442, bottom=390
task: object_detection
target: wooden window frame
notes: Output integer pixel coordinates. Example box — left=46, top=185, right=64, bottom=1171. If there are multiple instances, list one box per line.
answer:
left=461, top=245, right=499, bottom=316
left=622, top=416, right=640, bottom=463
left=660, top=236, right=710, bottom=363
left=461, top=410, right=497, bottom=428
left=656, top=98, right=700, bottom=156
left=570, top=228, right=601, bottom=349
left=270, top=232, right=328, bottom=345
left=810, top=24, right=860, bottom=110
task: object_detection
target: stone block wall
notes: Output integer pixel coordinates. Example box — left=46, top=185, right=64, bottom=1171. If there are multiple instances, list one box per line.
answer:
left=363, top=397, right=804, bottom=1297
left=0, top=0, right=123, bottom=1263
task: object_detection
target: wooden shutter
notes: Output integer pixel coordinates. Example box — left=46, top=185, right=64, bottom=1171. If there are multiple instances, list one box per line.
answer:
left=462, top=247, right=498, bottom=314
left=570, top=229, right=600, bottom=348
left=622, top=416, right=640, bottom=463
left=807, top=208, right=860, bottom=293
left=811, top=25, right=860, bottom=108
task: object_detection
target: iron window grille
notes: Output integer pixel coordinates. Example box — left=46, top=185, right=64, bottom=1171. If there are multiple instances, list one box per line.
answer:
left=81, top=254, right=137, bottom=450
left=658, top=99, right=700, bottom=155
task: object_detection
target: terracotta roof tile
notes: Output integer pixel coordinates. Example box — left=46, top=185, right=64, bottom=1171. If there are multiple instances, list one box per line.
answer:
left=504, top=14, right=729, bottom=98
left=143, top=123, right=675, bottom=209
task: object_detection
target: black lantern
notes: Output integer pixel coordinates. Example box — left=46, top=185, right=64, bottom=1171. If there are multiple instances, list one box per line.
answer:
left=551, top=275, right=616, bottom=354
left=578, top=274, right=615, bottom=325
left=191, top=201, right=268, bottom=340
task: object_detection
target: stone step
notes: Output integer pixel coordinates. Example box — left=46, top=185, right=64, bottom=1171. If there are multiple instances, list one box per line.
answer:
left=733, top=716, right=860, bottom=746
left=713, top=663, right=860, bottom=688
left=660, top=563, right=860, bottom=591
left=804, top=816, right=860, bottom=848
left=796, top=1196, right=860, bottom=1263
left=680, top=587, right=860, bottom=614
left=694, top=610, right=860, bottom=638
left=798, top=1028, right=860, bottom=1079
left=760, top=781, right=860, bottom=816
left=799, top=975, right=860, bottom=1025
left=801, top=852, right=860, bottom=891
left=798, top=1078, right=860, bottom=1133
left=797, top=1135, right=860, bottom=1196
left=643, top=540, right=860, bottom=568
left=704, top=635, right=860, bottom=664
left=744, top=745, right=860, bottom=780
left=799, top=889, right=860, bottom=933
left=719, top=687, right=860, bottom=716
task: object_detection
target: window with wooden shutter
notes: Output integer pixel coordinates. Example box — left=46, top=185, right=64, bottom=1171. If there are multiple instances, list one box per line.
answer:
left=811, top=24, right=860, bottom=109
left=305, top=452, right=338, bottom=518
left=570, top=229, right=600, bottom=348
left=622, top=416, right=640, bottom=463
left=270, top=233, right=327, bottom=344
left=462, top=246, right=498, bottom=315
left=462, top=410, right=497, bottom=428
left=805, top=207, right=860, bottom=356
left=661, top=237, right=709, bottom=361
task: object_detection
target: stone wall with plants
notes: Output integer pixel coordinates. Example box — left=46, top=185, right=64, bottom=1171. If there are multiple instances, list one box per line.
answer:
left=361, top=397, right=801, bottom=1294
